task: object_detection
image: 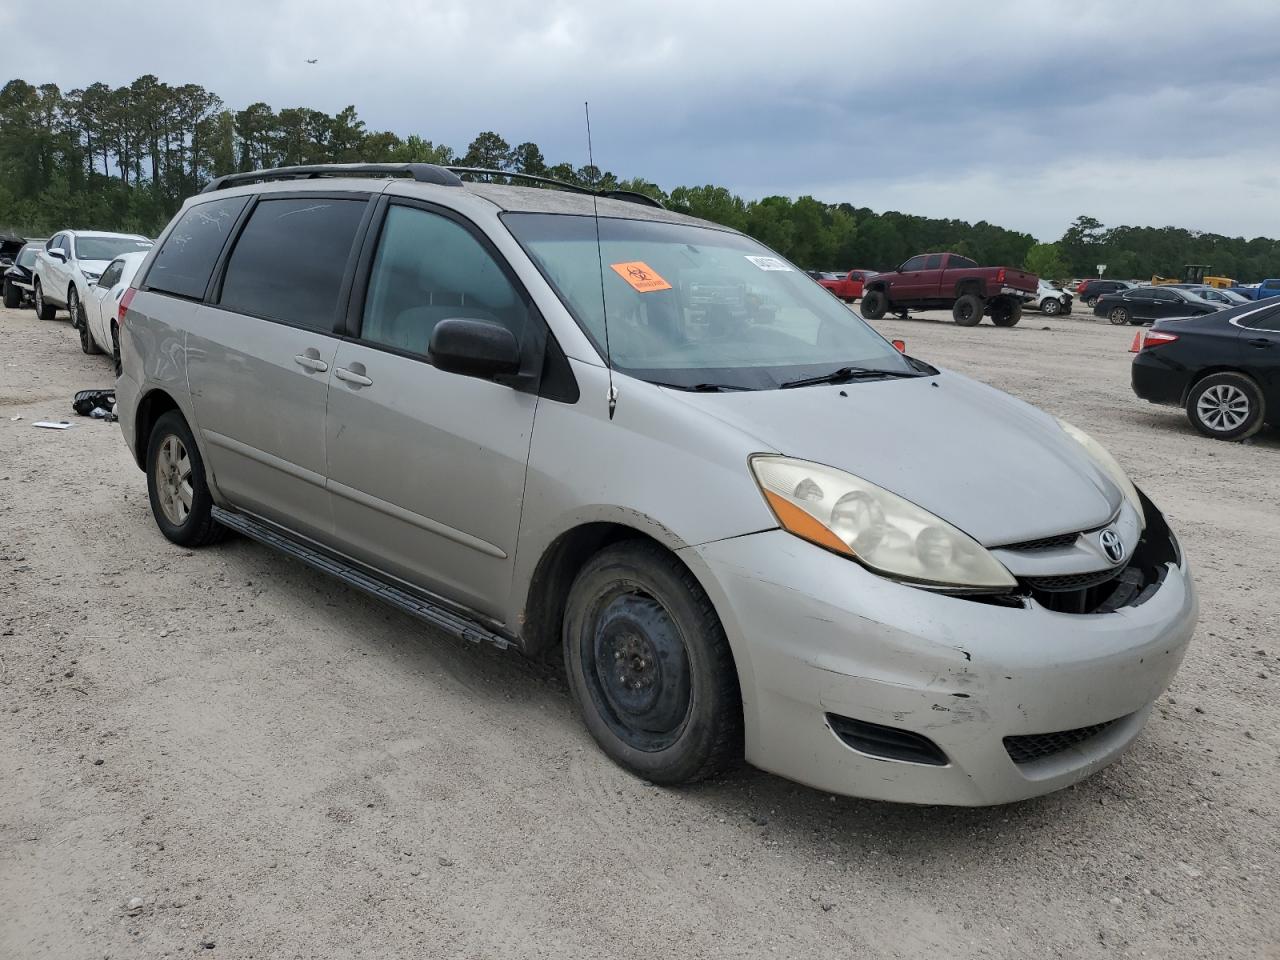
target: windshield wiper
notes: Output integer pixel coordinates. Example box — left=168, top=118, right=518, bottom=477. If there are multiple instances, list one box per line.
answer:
left=653, top=381, right=753, bottom=392
left=778, top=366, right=921, bottom=389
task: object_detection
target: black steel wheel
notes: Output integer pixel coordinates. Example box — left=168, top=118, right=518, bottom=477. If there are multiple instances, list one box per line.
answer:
left=564, top=540, right=742, bottom=784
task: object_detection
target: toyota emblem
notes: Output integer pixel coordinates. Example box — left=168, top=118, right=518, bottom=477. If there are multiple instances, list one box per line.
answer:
left=1100, top=528, right=1125, bottom=565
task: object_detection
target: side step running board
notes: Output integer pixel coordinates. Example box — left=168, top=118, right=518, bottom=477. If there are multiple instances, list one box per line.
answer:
left=211, top=506, right=515, bottom=651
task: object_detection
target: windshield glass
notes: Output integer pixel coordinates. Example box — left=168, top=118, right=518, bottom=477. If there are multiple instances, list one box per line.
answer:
left=77, top=236, right=152, bottom=261
left=503, top=213, right=912, bottom=390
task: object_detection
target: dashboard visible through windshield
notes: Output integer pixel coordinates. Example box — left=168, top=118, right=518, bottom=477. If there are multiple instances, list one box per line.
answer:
left=503, top=213, right=914, bottom=390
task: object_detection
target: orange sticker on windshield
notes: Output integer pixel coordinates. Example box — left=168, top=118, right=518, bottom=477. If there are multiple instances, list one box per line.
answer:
left=610, top=261, right=672, bottom=293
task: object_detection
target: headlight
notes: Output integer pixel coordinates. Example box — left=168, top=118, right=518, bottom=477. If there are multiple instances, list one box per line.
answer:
left=750, top=456, right=1017, bottom=590
left=83, top=271, right=101, bottom=282
left=1056, top=419, right=1144, bottom=526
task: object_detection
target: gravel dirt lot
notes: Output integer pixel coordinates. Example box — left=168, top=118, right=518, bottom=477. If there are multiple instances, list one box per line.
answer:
left=2, top=300, right=1277, bottom=960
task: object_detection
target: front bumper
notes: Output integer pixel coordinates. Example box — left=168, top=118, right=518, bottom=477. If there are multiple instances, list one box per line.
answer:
left=684, top=526, right=1196, bottom=806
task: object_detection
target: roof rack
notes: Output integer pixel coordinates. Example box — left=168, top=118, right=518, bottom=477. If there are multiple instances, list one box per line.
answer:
left=447, top=167, right=665, bottom=209
left=200, top=162, right=463, bottom=193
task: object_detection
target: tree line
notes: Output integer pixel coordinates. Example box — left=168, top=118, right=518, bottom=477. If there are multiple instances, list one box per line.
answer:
left=2, top=75, right=1277, bottom=282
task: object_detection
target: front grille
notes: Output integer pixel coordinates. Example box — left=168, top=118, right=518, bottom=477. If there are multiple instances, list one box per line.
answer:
left=827, top=714, right=948, bottom=766
left=1024, top=567, right=1122, bottom=593
left=1004, top=717, right=1124, bottom=765
left=999, top=531, right=1080, bottom=552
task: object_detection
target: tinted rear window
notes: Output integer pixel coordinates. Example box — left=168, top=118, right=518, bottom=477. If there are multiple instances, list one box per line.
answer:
left=147, top=196, right=249, bottom=300
left=218, top=197, right=367, bottom=331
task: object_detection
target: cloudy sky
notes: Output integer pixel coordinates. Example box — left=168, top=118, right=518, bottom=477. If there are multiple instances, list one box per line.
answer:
left=4, top=0, right=1279, bottom=240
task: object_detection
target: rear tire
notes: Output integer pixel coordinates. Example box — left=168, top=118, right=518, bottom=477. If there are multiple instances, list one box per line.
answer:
left=1084, top=296, right=1099, bottom=308
left=2, top=280, right=19, bottom=308
left=859, top=289, right=888, bottom=320
left=34, top=280, right=56, bottom=321
left=1185, top=372, right=1264, bottom=441
left=563, top=540, right=742, bottom=785
left=952, top=293, right=984, bottom=326
left=990, top=299, right=1022, bottom=327
left=110, top=322, right=122, bottom=377
left=146, top=411, right=227, bottom=547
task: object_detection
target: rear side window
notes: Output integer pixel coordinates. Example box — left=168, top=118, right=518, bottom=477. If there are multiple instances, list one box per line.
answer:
left=219, top=197, right=366, bottom=331
left=924, top=254, right=943, bottom=269
left=147, top=196, right=249, bottom=300
left=359, top=204, right=529, bottom=356
left=1247, top=306, right=1280, bottom=332
left=948, top=255, right=977, bottom=269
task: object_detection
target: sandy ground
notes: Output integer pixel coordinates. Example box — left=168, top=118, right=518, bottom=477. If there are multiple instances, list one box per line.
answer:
left=1, top=299, right=1278, bottom=960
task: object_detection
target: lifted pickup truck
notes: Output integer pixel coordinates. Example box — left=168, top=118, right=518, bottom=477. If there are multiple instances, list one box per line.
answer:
left=860, top=252, right=1038, bottom=327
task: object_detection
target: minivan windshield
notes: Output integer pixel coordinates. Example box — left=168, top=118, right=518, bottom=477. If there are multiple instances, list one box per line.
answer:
left=77, top=236, right=153, bottom=261
left=503, top=213, right=914, bottom=390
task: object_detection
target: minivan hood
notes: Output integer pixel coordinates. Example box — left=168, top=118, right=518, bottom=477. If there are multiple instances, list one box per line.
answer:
left=669, top=371, right=1121, bottom=546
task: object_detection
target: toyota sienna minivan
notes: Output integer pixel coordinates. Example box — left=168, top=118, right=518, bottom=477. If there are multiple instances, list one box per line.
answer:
left=116, top=163, right=1197, bottom=805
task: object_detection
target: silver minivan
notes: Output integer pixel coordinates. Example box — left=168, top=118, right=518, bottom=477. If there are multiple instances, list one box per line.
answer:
left=117, top=164, right=1197, bottom=806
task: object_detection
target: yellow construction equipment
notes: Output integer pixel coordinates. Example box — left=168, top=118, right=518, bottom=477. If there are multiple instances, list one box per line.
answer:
left=1152, top=265, right=1235, bottom=288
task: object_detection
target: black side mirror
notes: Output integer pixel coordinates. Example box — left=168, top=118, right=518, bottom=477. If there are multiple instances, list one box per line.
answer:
left=429, top=318, right=521, bottom=380
left=50, top=249, right=67, bottom=262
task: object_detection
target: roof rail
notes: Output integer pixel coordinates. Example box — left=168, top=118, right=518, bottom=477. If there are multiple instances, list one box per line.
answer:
left=200, top=162, right=463, bottom=194
left=447, top=167, right=665, bottom=209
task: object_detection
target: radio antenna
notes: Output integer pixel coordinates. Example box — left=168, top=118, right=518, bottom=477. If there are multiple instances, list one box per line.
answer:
left=585, top=101, right=617, bottom=420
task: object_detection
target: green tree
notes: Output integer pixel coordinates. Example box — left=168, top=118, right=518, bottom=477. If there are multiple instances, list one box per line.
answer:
left=1024, top=242, right=1068, bottom=281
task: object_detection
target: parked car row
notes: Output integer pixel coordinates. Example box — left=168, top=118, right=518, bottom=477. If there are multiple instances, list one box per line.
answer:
left=3, top=230, right=154, bottom=371
left=1092, top=285, right=1226, bottom=326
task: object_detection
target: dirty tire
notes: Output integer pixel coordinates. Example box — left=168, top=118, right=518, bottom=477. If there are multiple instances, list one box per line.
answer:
left=563, top=540, right=742, bottom=785
left=860, top=289, right=888, bottom=320
left=1185, top=371, right=1264, bottom=441
left=67, top=285, right=83, bottom=329
left=2, top=280, right=19, bottom=308
left=111, top=322, right=122, bottom=377
left=1109, top=307, right=1129, bottom=325
left=1040, top=297, right=1061, bottom=315
left=953, top=293, right=984, bottom=326
left=990, top=299, right=1022, bottom=327
left=79, top=315, right=101, bottom=354
left=34, top=280, right=56, bottom=321
left=146, top=410, right=227, bottom=548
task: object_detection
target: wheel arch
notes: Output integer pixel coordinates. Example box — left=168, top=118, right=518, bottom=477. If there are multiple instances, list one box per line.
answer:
left=952, top=277, right=986, bottom=298
left=131, top=388, right=183, bottom=470
left=1180, top=366, right=1262, bottom=406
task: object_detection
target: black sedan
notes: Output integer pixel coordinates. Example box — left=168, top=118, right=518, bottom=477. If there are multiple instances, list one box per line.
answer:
left=1094, top=285, right=1222, bottom=326
left=2, top=241, right=44, bottom=308
left=1131, top=299, right=1280, bottom=440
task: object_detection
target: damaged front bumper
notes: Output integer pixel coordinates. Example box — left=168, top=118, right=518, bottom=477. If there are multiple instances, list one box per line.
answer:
left=682, top=523, right=1197, bottom=806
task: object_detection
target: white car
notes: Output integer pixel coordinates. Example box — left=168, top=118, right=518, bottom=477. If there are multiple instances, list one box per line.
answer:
left=1026, top=279, right=1073, bottom=316
left=80, top=251, right=149, bottom=368
left=32, top=230, right=152, bottom=328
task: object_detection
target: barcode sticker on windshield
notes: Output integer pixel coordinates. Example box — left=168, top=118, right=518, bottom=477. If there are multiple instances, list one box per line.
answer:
left=610, top=261, right=673, bottom=293
left=745, top=255, right=792, bottom=272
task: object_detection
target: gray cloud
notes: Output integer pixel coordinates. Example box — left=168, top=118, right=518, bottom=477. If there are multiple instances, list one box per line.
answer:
left=3, top=0, right=1278, bottom=239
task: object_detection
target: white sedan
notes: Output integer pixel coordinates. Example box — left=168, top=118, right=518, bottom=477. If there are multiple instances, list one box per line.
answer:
left=80, top=251, right=148, bottom=369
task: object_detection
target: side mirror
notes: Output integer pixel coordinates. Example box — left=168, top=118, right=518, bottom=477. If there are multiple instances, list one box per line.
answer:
left=429, top=318, right=521, bottom=380
left=49, top=249, right=67, bottom=262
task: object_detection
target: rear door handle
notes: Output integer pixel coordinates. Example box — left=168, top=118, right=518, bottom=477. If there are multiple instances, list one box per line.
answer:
left=294, top=353, right=329, bottom=372
left=1247, top=338, right=1272, bottom=349
left=335, top=366, right=373, bottom=387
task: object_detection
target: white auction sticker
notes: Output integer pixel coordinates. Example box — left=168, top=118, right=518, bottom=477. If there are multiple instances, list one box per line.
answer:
left=744, top=255, right=792, bottom=271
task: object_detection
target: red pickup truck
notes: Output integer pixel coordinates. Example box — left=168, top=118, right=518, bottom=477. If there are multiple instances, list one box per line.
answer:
left=860, top=253, right=1038, bottom=326
left=816, top=268, right=876, bottom=302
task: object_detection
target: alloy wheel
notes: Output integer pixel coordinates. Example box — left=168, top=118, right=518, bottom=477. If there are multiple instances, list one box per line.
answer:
left=1196, top=384, right=1250, bottom=433
left=155, top=434, right=193, bottom=526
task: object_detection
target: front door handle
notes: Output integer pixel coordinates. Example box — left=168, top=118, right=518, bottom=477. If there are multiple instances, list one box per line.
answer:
left=335, top=366, right=373, bottom=387
left=294, top=352, right=329, bottom=373
left=1247, top=338, right=1272, bottom=349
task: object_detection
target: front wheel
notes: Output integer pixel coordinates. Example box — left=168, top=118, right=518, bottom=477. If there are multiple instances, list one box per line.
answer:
left=2, top=280, right=19, bottom=308
left=146, top=411, right=227, bottom=547
left=1108, top=307, right=1129, bottom=325
left=34, top=280, right=56, bottom=321
left=79, top=314, right=101, bottom=354
left=67, top=285, right=83, bottom=329
left=1185, top=372, right=1264, bottom=441
left=563, top=540, right=742, bottom=785
left=859, top=289, right=888, bottom=320
left=1040, top=297, right=1061, bottom=315
left=952, top=293, right=984, bottom=326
